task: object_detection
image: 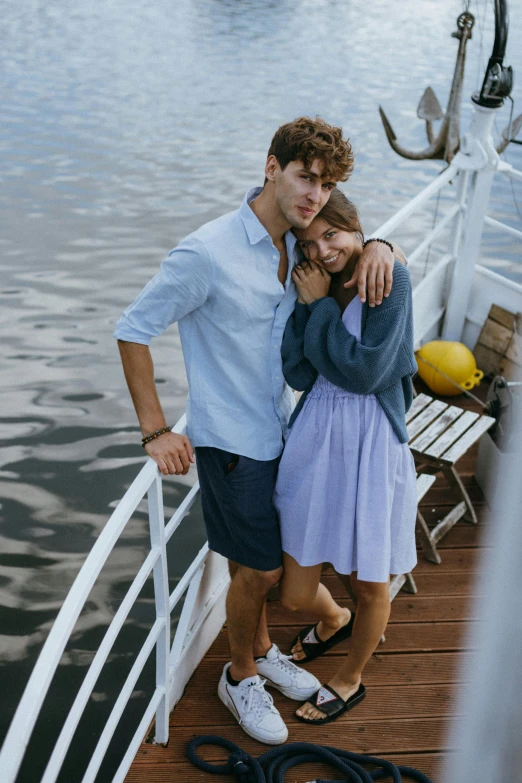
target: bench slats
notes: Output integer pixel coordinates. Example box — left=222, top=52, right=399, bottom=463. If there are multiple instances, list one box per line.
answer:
left=439, top=415, right=496, bottom=465
left=422, top=410, right=479, bottom=459
left=410, top=406, right=465, bottom=453
left=407, top=400, right=448, bottom=441
left=408, top=392, right=495, bottom=569
left=406, top=393, right=434, bottom=424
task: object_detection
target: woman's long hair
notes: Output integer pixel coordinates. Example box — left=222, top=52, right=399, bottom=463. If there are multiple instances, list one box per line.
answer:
left=317, top=188, right=364, bottom=241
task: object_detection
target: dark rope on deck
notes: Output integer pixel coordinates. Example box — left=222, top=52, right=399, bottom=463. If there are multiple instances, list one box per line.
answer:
left=186, top=735, right=434, bottom=783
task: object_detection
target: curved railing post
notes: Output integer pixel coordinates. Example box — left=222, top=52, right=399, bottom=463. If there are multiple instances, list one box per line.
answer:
left=147, top=472, right=171, bottom=745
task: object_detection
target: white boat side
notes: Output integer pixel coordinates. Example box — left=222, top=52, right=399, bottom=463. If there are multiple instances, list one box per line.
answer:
left=1, top=102, right=521, bottom=783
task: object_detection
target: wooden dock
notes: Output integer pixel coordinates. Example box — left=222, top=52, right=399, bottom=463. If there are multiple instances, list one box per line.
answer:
left=126, top=390, right=489, bottom=782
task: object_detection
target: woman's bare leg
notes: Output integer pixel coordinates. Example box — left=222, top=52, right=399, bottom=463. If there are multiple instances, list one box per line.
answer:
left=279, top=553, right=352, bottom=660
left=296, top=573, right=390, bottom=720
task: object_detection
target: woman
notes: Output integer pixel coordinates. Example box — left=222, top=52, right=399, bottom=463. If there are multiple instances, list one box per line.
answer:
left=273, top=188, right=417, bottom=725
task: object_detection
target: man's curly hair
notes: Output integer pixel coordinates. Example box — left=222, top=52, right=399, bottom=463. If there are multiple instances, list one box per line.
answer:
left=267, top=116, right=354, bottom=182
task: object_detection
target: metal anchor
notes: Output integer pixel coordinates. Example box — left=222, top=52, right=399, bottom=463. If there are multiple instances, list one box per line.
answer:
left=379, top=11, right=521, bottom=161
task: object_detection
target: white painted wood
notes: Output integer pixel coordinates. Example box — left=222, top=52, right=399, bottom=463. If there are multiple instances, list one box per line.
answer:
left=147, top=476, right=171, bottom=745
left=461, top=264, right=522, bottom=350
left=412, top=254, right=452, bottom=348
left=410, top=406, right=464, bottom=452
left=423, top=410, right=479, bottom=459
left=169, top=551, right=230, bottom=710
left=405, top=393, right=434, bottom=424
left=407, top=400, right=448, bottom=440
left=416, top=473, right=437, bottom=501
left=170, top=563, right=205, bottom=669
left=440, top=416, right=495, bottom=465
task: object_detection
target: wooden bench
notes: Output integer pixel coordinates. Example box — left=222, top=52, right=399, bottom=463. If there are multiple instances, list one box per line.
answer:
left=407, top=393, right=495, bottom=564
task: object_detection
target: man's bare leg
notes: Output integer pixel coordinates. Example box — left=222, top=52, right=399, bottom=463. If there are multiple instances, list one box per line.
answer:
left=227, top=560, right=282, bottom=681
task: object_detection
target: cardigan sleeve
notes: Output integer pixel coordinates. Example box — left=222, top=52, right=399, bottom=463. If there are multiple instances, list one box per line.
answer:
left=281, top=302, right=318, bottom=391
left=303, top=267, right=413, bottom=395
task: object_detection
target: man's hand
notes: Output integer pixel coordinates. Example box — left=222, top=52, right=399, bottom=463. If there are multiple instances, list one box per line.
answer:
left=145, top=431, right=195, bottom=476
left=292, top=261, right=331, bottom=305
left=344, top=241, right=395, bottom=307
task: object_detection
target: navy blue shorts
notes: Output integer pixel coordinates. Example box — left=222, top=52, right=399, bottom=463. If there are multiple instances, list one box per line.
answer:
left=195, top=447, right=282, bottom=572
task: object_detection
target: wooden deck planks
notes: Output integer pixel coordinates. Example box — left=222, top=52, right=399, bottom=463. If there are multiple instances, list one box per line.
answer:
left=126, top=386, right=490, bottom=783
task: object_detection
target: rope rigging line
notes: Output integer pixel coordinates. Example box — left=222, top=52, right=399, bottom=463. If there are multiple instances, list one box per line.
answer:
left=186, top=734, right=434, bottom=783
left=415, top=353, right=486, bottom=407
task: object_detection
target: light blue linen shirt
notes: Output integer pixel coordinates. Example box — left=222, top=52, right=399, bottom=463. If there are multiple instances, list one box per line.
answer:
left=114, top=188, right=298, bottom=461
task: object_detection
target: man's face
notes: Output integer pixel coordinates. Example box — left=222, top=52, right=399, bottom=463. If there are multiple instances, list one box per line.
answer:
left=267, top=157, right=337, bottom=230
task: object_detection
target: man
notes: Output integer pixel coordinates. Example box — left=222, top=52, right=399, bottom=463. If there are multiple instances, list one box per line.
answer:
left=114, top=117, right=398, bottom=744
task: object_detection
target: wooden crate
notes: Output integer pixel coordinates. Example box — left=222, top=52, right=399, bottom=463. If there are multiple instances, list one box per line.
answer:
left=473, top=305, right=522, bottom=380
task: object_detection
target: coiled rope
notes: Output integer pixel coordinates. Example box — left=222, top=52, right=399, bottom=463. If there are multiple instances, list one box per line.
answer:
left=186, top=735, right=434, bottom=783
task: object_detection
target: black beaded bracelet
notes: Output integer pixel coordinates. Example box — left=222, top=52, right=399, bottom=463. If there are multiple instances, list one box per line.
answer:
left=363, top=237, right=394, bottom=254
left=142, top=426, right=172, bottom=447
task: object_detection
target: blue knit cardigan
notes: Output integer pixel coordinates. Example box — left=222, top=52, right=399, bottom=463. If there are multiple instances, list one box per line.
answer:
left=282, top=261, right=417, bottom=443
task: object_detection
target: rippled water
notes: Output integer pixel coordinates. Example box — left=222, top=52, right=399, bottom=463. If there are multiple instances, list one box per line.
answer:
left=1, top=0, right=522, bottom=779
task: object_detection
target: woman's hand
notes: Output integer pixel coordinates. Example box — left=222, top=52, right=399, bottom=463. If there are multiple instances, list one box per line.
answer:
left=292, top=261, right=331, bottom=305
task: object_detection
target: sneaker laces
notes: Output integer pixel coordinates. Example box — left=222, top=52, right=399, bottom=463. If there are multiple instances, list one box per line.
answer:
left=270, top=651, right=302, bottom=678
left=241, top=678, right=277, bottom=720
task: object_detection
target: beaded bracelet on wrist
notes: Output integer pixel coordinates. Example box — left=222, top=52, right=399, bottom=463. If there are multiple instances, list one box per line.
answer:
left=362, top=237, right=394, bottom=253
left=141, top=426, right=172, bottom=447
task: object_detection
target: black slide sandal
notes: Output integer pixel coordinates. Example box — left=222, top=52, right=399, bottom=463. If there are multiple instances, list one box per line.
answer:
left=295, top=683, right=366, bottom=725
left=290, top=612, right=355, bottom=663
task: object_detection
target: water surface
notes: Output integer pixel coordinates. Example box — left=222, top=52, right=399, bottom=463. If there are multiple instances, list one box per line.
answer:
left=1, top=0, right=521, bottom=779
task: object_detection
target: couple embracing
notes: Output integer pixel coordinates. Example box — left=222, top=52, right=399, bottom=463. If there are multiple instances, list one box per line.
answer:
left=114, top=117, right=418, bottom=744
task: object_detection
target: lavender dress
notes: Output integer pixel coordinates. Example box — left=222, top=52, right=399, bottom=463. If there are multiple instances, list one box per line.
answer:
left=274, top=296, right=417, bottom=582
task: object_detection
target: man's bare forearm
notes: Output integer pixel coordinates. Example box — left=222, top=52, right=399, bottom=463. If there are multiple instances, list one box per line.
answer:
left=117, top=341, right=167, bottom=436
left=117, top=340, right=194, bottom=476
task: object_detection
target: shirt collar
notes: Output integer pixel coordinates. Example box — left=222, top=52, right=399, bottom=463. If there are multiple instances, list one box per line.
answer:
left=240, top=187, right=270, bottom=245
left=240, top=187, right=298, bottom=261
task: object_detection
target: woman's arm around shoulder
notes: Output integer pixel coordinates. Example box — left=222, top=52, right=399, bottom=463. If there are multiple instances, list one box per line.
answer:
left=281, top=302, right=318, bottom=392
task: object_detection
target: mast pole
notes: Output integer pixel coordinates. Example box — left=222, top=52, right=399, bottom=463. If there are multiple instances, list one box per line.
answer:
left=441, top=106, right=499, bottom=341
left=442, top=0, right=513, bottom=341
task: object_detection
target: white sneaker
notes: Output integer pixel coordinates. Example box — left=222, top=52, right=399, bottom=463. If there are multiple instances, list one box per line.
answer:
left=255, top=644, right=321, bottom=701
left=218, top=663, right=288, bottom=745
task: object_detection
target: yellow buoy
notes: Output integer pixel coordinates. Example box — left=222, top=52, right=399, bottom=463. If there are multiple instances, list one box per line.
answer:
left=416, top=340, right=484, bottom=396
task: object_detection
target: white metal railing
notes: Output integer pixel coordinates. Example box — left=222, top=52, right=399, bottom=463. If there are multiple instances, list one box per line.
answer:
left=484, top=215, right=522, bottom=241
left=370, top=160, right=467, bottom=346
left=371, top=162, right=458, bottom=240
left=0, top=414, right=207, bottom=783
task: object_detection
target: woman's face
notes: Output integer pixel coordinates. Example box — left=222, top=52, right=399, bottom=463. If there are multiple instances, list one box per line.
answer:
left=294, top=217, right=360, bottom=275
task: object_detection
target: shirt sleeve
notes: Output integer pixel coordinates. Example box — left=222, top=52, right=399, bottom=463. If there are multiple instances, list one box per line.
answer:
left=113, top=236, right=213, bottom=345
left=303, top=265, right=414, bottom=395
left=281, top=302, right=318, bottom=391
